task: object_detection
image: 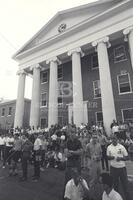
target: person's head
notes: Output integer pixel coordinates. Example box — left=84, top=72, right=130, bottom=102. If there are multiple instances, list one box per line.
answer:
left=111, top=134, right=118, bottom=146
left=91, top=133, right=98, bottom=144
left=14, top=133, right=19, bottom=139
left=69, top=128, right=76, bottom=140
left=100, top=173, right=113, bottom=194
left=71, top=167, right=81, bottom=185
left=22, top=133, right=28, bottom=141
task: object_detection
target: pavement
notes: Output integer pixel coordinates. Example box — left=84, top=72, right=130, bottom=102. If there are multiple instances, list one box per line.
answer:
left=126, top=160, right=133, bottom=181
left=0, top=161, right=132, bottom=200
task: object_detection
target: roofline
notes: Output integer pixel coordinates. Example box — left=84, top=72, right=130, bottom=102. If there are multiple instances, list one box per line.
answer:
left=13, top=0, right=130, bottom=61
left=12, top=0, right=124, bottom=60
left=0, top=98, right=31, bottom=106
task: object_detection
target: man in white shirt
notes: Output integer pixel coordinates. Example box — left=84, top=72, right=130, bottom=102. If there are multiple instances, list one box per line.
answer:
left=64, top=167, right=90, bottom=200
left=32, top=133, right=42, bottom=181
left=0, top=133, right=5, bottom=161
left=107, top=134, right=131, bottom=200
left=100, top=173, right=123, bottom=200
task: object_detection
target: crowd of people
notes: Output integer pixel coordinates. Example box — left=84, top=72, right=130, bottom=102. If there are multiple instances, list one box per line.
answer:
left=0, top=120, right=132, bottom=200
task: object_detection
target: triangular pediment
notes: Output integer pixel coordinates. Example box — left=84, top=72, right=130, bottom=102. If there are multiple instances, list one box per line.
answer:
left=14, top=0, right=124, bottom=57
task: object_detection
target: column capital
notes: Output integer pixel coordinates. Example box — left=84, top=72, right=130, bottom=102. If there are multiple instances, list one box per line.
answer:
left=92, top=36, right=111, bottom=49
left=123, top=26, right=133, bottom=41
left=16, top=69, right=27, bottom=76
left=46, top=57, right=61, bottom=65
left=30, top=64, right=41, bottom=71
left=68, top=47, right=84, bottom=57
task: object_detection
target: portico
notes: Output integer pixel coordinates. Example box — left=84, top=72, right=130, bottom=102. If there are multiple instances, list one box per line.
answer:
left=13, top=0, right=133, bottom=135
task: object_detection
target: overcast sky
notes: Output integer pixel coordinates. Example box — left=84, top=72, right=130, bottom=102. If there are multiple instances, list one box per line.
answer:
left=0, top=0, right=98, bottom=100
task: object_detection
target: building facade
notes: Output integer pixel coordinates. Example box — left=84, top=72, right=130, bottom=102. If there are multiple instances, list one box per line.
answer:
left=13, top=0, right=133, bottom=135
left=0, top=99, right=31, bottom=130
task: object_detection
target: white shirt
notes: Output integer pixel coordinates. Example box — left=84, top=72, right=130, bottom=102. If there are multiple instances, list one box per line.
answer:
left=54, top=152, right=63, bottom=161
left=51, top=134, right=57, bottom=141
left=61, top=135, right=65, bottom=141
left=34, top=138, right=42, bottom=151
left=64, top=179, right=89, bottom=200
left=107, top=143, right=128, bottom=168
left=0, top=137, right=5, bottom=145
left=5, top=137, right=14, bottom=147
left=112, top=125, right=119, bottom=134
left=102, top=189, right=123, bottom=200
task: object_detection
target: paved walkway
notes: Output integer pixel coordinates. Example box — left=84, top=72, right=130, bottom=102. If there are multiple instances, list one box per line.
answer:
left=0, top=162, right=132, bottom=200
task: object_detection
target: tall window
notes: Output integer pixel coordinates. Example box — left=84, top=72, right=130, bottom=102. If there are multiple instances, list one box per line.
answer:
left=41, top=93, right=47, bottom=107
left=117, top=73, right=132, bottom=94
left=58, top=96, right=63, bottom=105
left=2, top=108, right=5, bottom=116
left=40, top=118, right=47, bottom=128
left=8, top=107, right=12, bottom=115
left=58, top=66, right=63, bottom=80
left=93, top=80, right=101, bottom=98
left=58, top=116, right=63, bottom=126
left=96, top=112, right=103, bottom=123
left=122, top=108, right=133, bottom=122
left=114, top=45, right=127, bottom=63
left=41, top=71, right=48, bottom=83
left=91, top=53, right=98, bottom=69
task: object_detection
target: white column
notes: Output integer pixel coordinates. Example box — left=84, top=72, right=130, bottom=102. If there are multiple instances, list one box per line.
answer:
left=30, top=64, right=41, bottom=129
left=92, top=37, right=116, bottom=135
left=14, top=70, right=26, bottom=128
left=46, top=57, right=60, bottom=128
left=83, top=101, right=88, bottom=124
left=123, top=26, right=133, bottom=69
left=68, top=103, right=73, bottom=124
left=68, top=47, right=84, bottom=127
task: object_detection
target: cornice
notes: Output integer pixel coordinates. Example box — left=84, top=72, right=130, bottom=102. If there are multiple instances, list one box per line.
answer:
left=13, top=0, right=131, bottom=61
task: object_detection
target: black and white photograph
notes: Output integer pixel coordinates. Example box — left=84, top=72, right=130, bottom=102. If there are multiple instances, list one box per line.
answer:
left=0, top=0, right=133, bottom=199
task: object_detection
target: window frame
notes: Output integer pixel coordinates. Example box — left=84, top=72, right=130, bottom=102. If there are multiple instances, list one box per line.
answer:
left=117, top=73, right=132, bottom=95
left=58, top=96, right=63, bottom=106
left=8, top=107, right=12, bottom=116
left=58, top=66, right=63, bottom=80
left=93, top=80, right=101, bottom=99
left=1, top=108, right=5, bottom=117
left=95, top=111, right=103, bottom=124
left=41, top=71, right=48, bottom=84
left=121, top=108, right=133, bottom=123
left=40, top=92, right=47, bottom=107
left=40, top=117, right=47, bottom=129
left=58, top=116, right=63, bottom=126
left=114, top=45, right=127, bottom=63
left=91, top=53, right=99, bottom=70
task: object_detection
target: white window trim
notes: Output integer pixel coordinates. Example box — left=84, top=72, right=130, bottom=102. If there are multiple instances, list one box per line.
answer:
left=58, top=66, right=63, bottom=80
left=95, top=111, right=103, bottom=124
left=40, top=92, right=47, bottom=107
left=117, top=73, right=132, bottom=95
left=114, top=45, right=127, bottom=64
left=91, top=54, right=99, bottom=70
left=93, top=80, right=101, bottom=99
left=121, top=108, right=133, bottom=123
left=40, top=117, right=47, bottom=128
left=41, top=71, right=48, bottom=84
